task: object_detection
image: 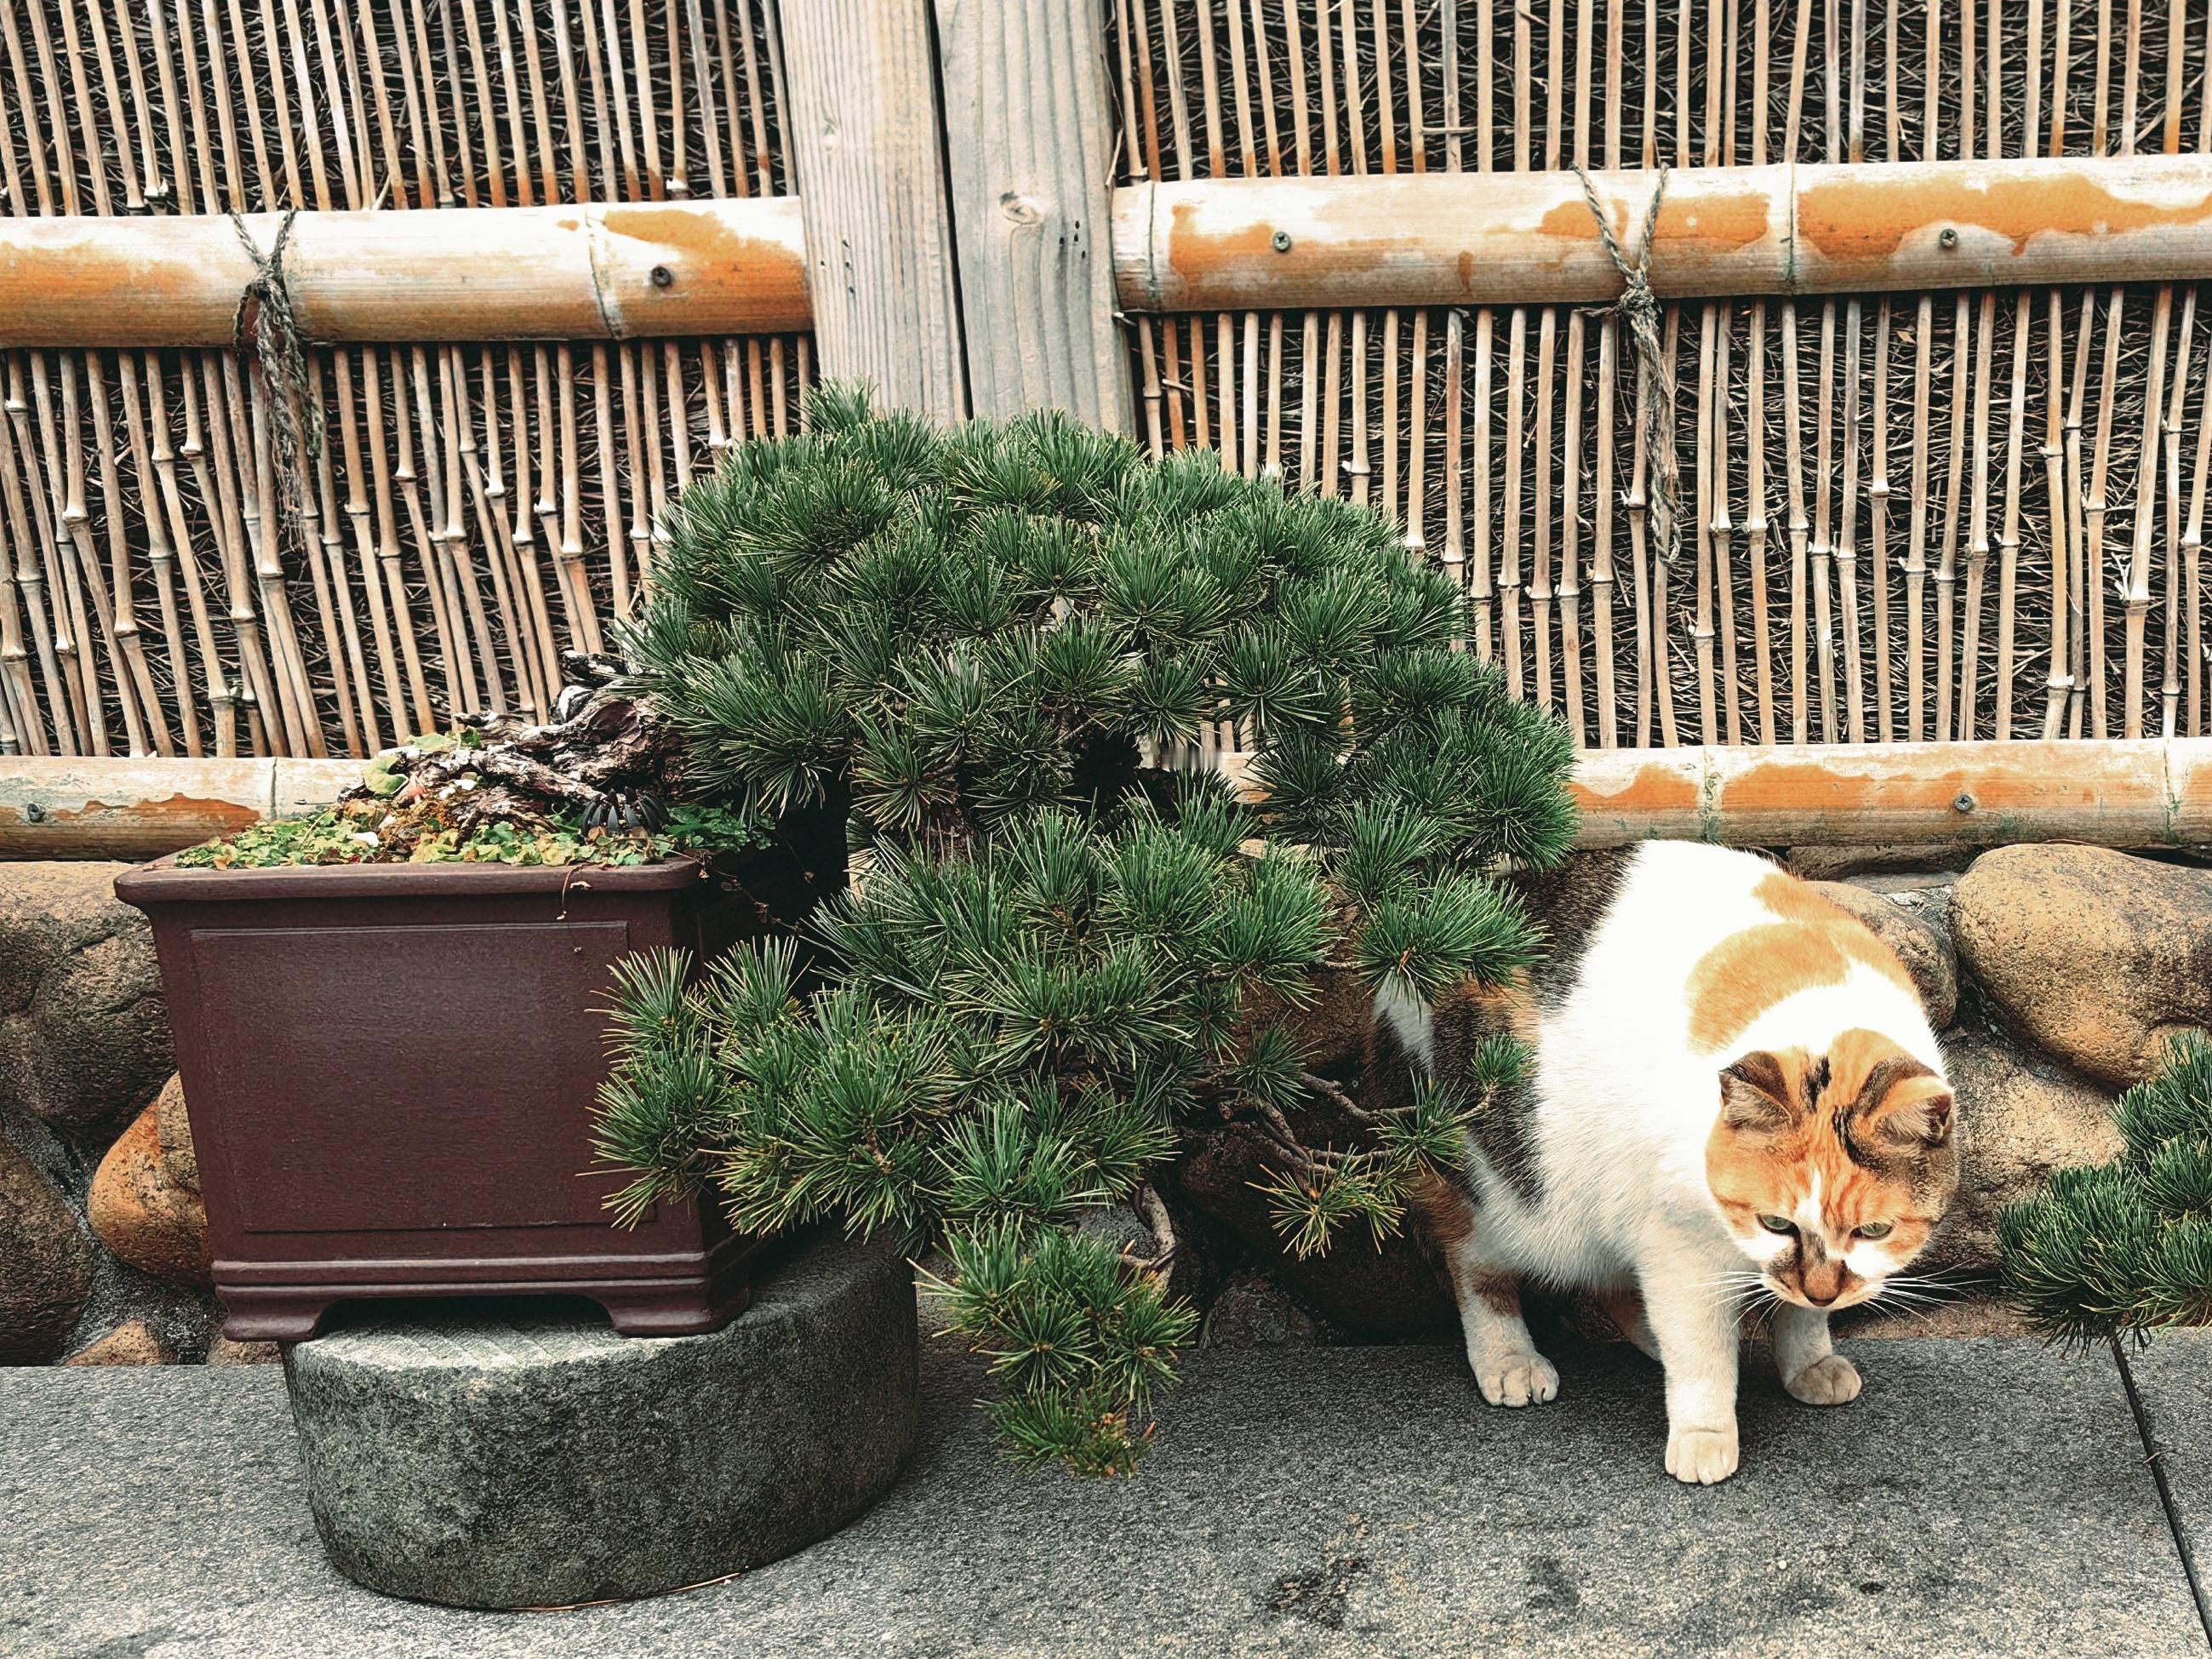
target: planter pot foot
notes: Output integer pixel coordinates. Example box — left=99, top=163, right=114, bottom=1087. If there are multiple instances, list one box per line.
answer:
left=283, top=1235, right=917, bottom=1610
left=220, top=1263, right=757, bottom=1346
left=220, top=1295, right=334, bottom=1344
left=597, top=1278, right=751, bottom=1336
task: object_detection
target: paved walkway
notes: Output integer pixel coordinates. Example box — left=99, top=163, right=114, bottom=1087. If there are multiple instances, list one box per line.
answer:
left=4, top=1331, right=2208, bottom=1657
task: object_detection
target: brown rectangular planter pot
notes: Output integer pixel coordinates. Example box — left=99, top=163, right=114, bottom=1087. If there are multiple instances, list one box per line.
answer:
left=115, top=855, right=761, bottom=1342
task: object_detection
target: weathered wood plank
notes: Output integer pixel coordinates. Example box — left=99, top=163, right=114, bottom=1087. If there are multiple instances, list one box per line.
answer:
left=1117, top=156, right=2212, bottom=312
left=0, top=202, right=810, bottom=347
left=933, top=0, right=1130, bottom=428
left=780, top=0, right=969, bottom=420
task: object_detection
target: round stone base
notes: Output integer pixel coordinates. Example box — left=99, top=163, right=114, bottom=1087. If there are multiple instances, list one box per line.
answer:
left=283, top=1234, right=917, bottom=1610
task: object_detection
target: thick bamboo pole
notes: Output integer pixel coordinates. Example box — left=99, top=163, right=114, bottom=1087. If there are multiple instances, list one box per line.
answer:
left=1115, top=154, right=2212, bottom=312
left=1, top=757, right=359, bottom=858
left=1211, top=738, right=2212, bottom=849
left=0, top=199, right=811, bottom=348
left=1569, top=738, right=2212, bottom=847
left=19, top=741, right=2205, bottom=859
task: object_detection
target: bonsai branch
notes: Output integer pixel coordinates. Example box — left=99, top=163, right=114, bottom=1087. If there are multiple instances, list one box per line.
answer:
left=1300, top=1071, right=1375, bottom=1126
left=1128, top=1181, right=1180, bottom=1276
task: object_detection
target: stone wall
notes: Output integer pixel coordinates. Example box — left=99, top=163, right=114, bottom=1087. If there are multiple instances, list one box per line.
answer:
left=0, top=863, right=232, bottom=1366
left=1, top=844, right=2202, bottom=1364
left=1177, top=843, right=2205, bottom=1347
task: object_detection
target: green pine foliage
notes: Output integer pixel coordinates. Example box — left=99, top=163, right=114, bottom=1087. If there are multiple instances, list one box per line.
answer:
left=594, top=384, right=1579, bottom=1473
left=2001, top=1032, right=2212, bottom=1345
left=1254, top=1037, right=1529, bottom=1260
left=596, top=796, right=1323, bottom=1474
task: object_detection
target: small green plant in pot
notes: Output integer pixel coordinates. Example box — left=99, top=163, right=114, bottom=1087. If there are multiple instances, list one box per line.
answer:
left=593, top=385, right=1579, bottom=1472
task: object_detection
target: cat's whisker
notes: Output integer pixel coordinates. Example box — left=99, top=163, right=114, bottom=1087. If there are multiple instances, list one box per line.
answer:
left=1875, top=1283, right=1981, bottom=1309
left=1871, top=1276, right=1965, bottom=1303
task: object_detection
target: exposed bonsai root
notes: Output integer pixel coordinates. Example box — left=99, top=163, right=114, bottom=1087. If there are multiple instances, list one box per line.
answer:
left=357, top=649, right=687, bottom=835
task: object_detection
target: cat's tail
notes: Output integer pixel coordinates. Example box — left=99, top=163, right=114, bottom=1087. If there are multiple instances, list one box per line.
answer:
left=1360, top=981, right=1437, bottom=1119
left=1372, top=981, right=1438, bottom=1074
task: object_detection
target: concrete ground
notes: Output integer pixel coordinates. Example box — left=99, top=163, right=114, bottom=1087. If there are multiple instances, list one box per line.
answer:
left=4, top=1330, right=2209, bottom=1658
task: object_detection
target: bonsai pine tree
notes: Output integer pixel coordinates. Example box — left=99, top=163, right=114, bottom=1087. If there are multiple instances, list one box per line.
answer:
left=2001, top=1032, right=2212, bottom=1344
left=593, top=384, right=1578, bottom=1472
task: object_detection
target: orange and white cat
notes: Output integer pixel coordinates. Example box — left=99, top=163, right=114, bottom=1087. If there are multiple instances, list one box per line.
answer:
left=1383, top=841, right=1959, bottom=1486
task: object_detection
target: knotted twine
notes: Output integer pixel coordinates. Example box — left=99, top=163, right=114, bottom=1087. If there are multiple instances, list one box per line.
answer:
left=1571, top=166, right=1678, bottom=565
left=229, top=209, right=324, bottom=558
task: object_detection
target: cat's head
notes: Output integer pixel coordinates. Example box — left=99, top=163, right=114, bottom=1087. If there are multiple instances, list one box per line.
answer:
left=1703, top=1029, right=1958, bottom=1309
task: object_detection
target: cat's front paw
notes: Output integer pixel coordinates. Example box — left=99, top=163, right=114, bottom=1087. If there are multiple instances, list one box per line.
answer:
left=1665, top=1424, right=1740, bottom=1485
left=1785, top=1353, right=1862, bottom=1406
left=1474, top=1352, right=1560, bottom=1408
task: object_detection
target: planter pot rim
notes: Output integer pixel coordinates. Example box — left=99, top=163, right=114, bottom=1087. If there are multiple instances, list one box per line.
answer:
left=115, top=851, right=712, bottom=906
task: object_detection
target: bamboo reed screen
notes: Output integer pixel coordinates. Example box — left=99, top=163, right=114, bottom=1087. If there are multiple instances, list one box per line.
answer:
left=1111, top=0, right=2212, bottom=748
left=0, top=0, right=809, bottom=761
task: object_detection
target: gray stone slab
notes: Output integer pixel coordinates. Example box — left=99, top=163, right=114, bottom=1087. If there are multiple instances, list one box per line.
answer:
left=284, top=1236, right=918, bottom=1609
left=2123, top=1329, right=2212, bottom=1640
left=1, top=1335, right=2200, bottom=1658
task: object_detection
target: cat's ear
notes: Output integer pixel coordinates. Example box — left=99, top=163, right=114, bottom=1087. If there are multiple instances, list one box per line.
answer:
left=1718, top=1050, right=1805, bottom=1133
left=1864, top=1076, right=1956, bottom=1150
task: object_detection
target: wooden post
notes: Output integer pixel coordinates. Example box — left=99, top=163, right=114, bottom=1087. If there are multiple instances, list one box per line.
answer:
left=932, top=0, right=1131, bottom=429
left=779, top=0, right=969, bottom=421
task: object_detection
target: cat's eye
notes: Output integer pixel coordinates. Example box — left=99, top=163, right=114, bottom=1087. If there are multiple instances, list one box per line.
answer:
left=1757, top=1214, right=1795, bottom=1234
left=1855, top=1221, right=1895, bottom=1240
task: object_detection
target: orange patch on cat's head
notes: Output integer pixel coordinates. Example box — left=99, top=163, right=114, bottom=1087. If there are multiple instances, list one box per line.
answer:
left=1684, top=873, right=1923, bottom=1055
left=1704, top=1031, right=1958, bottom=1308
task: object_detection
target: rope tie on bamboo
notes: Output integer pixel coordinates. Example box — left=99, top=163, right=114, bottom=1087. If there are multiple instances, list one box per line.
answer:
left=229, top=210, right=324, bottom=555
left=1572, top=165, right=1679, bottom=565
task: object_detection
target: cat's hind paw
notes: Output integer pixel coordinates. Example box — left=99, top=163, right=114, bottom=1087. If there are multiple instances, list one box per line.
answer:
left=1665, top=1425, right=1740, bottom=1485
left=1473, top=1352, right=1560, bottom=1408
left=1784, top=1353, right=1862, bottom=1406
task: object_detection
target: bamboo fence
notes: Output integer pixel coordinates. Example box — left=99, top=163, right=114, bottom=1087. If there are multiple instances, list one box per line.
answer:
left=8, top=0, right=2212, bottom=773
left=0, top=0, right=810, bottom=762
left=1110, top=0, right=2212, bottom=752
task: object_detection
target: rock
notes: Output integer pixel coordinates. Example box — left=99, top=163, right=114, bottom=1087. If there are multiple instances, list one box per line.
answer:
left=1174, top=1123, right=1455, bottom=1337
left=1810, top=880, right=1959, bottom=1029
left=0, top=862, right=173, bottom=1138
left=1201, top=1267, right=1326, bottom=1347
left=206, top=1334, right=282, bottom=1365
left=152, top=1073, right=197, bottom=1194
left=1927, top=1023, right=2125, bottom=1275
left=63, top=1317, right=173, bottom=1366
left=283, top=1233, right=918, bottom=1609
left=87, top=1090, right=209, bottom=1284
left=0, top=1134, right=95, bottom=1363
left=4, top=1100, right=222, bottom=1365
left=1846, top=871, right=1962, bottom=898
left=1786, top=843, right=1975, bottom=881
left=1952, top=845, right=2212, bottom=1089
